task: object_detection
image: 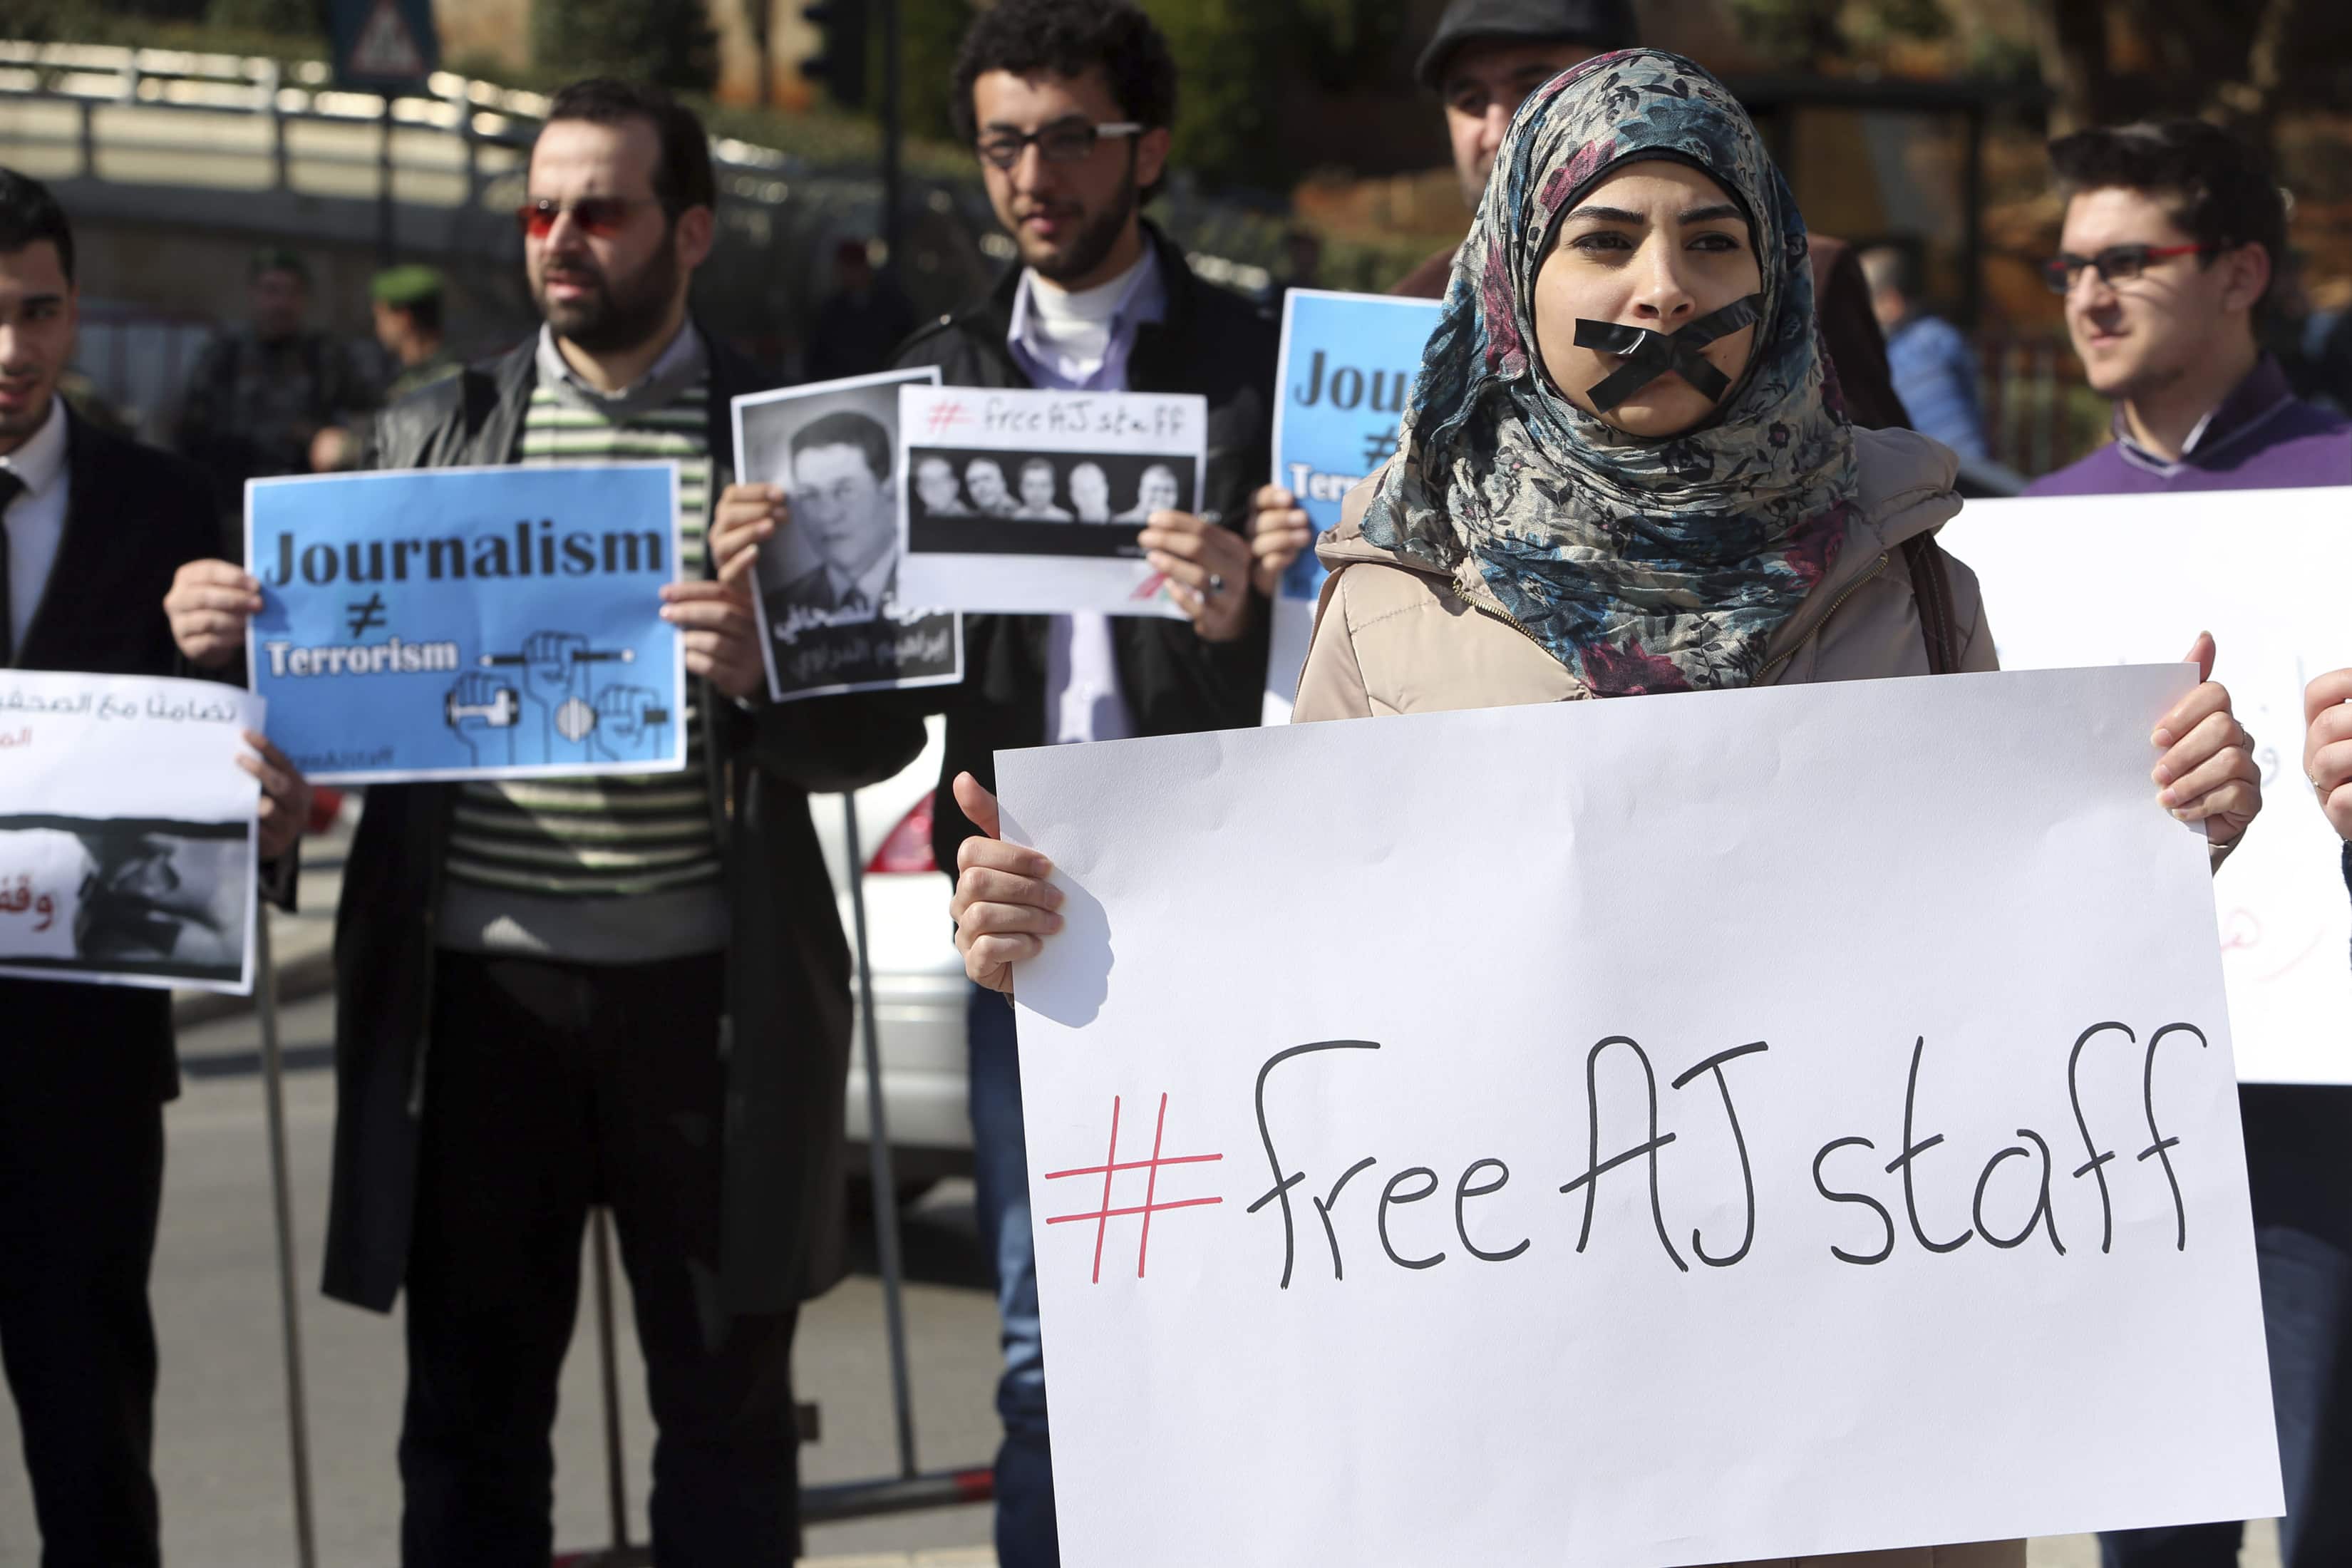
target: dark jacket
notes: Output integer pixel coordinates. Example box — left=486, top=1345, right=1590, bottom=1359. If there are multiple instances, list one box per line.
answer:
left=893, top=223, right=1279, bottom=871
left=319, top=334, right=927, bottom=1318
left=0, top=409, right=220, bottom=1108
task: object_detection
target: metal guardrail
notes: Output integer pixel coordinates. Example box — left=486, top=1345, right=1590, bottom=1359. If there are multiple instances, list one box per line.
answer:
left=0, top=40, right=1273, bottom=296
left=0, top=41, right=796, bottom=210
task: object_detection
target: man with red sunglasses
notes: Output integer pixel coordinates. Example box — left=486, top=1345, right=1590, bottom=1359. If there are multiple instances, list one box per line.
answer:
left=2023, top=122, right=2351, bottom=1568
left=167, top=77, right=922, bottom=1564
left=2028, top=119, right=2349, bottom=497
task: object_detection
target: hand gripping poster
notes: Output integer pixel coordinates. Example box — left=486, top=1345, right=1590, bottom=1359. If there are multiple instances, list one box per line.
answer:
left=1264, top=289, right=1442, bottom=722
left=0, top=671, right=262, bottom=995
left=246, top=463, right=686, bottom=784
left=731, top=368, right=964, bottom=702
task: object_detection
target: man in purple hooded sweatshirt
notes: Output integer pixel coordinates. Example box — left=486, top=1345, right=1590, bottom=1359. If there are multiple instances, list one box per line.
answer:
left=2028, top=120, right=2349, bottom=497
left=2037, top=121, right=2352, bottom=1568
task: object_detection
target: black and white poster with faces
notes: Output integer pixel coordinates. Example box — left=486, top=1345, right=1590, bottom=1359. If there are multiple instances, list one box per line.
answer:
left=733, top=368, right=964, bottom=703
left=0, top=671, right=263, bottom=996
left=896, top=384, right=1209, bottom=618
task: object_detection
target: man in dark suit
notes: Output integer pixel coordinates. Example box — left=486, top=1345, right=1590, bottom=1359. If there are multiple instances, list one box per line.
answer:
left=0, top=167, right=311, bottom=1566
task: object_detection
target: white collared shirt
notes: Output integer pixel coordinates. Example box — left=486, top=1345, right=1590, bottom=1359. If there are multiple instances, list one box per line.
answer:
left=1, top=396, right=70, bottom=654
left=1006, top=247, right=1166, bottom=746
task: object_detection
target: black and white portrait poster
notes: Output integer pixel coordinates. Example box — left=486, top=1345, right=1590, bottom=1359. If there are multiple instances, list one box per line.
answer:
left=733, top=368, right=964, bottom=703
left=0, top=671, right=260, bottom=994
left=897, top=384, right=1209, bottom=618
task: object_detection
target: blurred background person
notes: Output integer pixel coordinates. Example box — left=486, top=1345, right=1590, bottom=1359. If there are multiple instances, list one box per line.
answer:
left=1269, top=225, right=1324, bottom=315
left=370, top=264, right=460, bottom=405
left=311, top=264, right=459, bottom=473
left=2028, top=120, right=2348, bottom=497
left=806, top=237, right=917, bottom=383
left=172, top=247, right=375, bottom=534
left=1862, top=245, right=1989, bottom=460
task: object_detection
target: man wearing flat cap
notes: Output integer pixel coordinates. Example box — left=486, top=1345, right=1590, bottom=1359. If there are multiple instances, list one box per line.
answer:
left=1393, top=0, right=1912, bottom=430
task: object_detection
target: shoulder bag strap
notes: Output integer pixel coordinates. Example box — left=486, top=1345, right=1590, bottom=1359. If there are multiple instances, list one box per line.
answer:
left=1901, top=532, right=1961, bottom=676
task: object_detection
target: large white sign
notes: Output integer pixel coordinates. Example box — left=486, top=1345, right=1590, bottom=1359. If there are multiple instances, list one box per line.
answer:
left=996, top=666, right=2279, bottom=1568
left=0, top=671, right=262, bottom=995
left=1946, top=486, right=2352, bottom=1084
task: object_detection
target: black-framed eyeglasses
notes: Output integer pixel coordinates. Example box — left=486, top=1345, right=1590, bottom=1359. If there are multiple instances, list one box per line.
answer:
left=974, top=119, right=1143, bottom=171
left=2040, top=242, right=2219, bottom=294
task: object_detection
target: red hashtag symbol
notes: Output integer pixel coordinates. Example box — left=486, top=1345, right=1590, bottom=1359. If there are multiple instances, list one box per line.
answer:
left=922, top=400, right=971, bottom=439
left=1043, top=1094, right=1224, bottom=1283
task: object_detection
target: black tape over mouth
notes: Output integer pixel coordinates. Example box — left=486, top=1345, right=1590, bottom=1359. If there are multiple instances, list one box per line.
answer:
left=1572, top=293, right=1764, bottom=411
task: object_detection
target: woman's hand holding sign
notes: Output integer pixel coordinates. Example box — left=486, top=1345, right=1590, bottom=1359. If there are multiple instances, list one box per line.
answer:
left=948, top=770, right=1061, bottom=996
left=1140, top=510, right=1255, bottom=642
left=165, top=559, right=263, bottom=669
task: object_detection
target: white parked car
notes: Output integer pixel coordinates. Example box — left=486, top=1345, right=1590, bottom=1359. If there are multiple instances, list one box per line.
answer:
left=810, top=716, right=973, bottom=1197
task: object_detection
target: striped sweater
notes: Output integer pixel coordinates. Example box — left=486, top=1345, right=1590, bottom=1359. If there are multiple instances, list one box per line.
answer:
left=435, top=354, right=728, bottom=962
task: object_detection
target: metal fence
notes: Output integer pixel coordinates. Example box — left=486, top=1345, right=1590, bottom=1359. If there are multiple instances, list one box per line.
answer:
left=0, top=41, right=1272, bottom=366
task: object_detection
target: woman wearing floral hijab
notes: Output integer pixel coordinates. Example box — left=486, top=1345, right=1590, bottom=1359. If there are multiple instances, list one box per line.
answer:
left=1276, top=51, right=2254, bottom=875
left=941, top=51, right=2261, bottom=1567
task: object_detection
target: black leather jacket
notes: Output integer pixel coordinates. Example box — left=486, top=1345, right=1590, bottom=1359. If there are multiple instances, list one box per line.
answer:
left=321, top=333, right=925, bottom=1318
left=892, top=222, right=1280, bottom=872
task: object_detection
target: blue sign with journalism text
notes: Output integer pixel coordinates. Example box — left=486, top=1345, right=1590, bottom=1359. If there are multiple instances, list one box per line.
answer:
left=1272, top=289, right=1443, bottom=603
left=245, top=463, right=686, bottom=784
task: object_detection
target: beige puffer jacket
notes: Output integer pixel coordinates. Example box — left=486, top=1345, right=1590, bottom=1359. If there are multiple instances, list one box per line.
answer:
left=1295, top=425, right=2026, bottom=1568
left=1296, top=426, right=1993, bottom=721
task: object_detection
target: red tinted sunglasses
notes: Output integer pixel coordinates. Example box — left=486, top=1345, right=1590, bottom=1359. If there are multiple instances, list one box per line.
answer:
left=515, top=197, right=659, bottom=238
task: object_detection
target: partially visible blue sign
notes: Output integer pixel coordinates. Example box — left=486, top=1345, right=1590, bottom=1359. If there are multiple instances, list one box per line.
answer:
left=327, top=0, right=440, bottom=94
left=245, top=464, right=686, bottom=784
left=1272, top=289, right=1443, bottom=604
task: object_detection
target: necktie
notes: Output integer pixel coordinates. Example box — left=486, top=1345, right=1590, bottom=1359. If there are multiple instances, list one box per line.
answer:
left=840, top=586, right=870, bottom=616
left=0, top=467, right=24, bottom=668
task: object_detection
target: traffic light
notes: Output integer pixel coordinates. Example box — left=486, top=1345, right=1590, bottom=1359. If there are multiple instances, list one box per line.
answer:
left=803, top=0, right=868, bottom=111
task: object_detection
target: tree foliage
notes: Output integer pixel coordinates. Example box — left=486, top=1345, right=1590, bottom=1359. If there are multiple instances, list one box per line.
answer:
left=1726, top=0, right=2351, bottom=148
left=532, top=0, right=720, bottom=94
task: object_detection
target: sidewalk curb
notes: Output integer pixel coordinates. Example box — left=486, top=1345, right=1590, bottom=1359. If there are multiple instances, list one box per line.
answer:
left=173, top=944, right=336, bottom=1030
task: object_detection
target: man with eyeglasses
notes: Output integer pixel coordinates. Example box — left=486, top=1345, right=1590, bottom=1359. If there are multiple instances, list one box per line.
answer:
left=2024, top=121, right=2351, bottom=1568
left=2028, top=120, right=2349, bottom=497
left=167, top=77, right=922, bottom=1563
left=880, top=2, right=1282, bottom=1562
